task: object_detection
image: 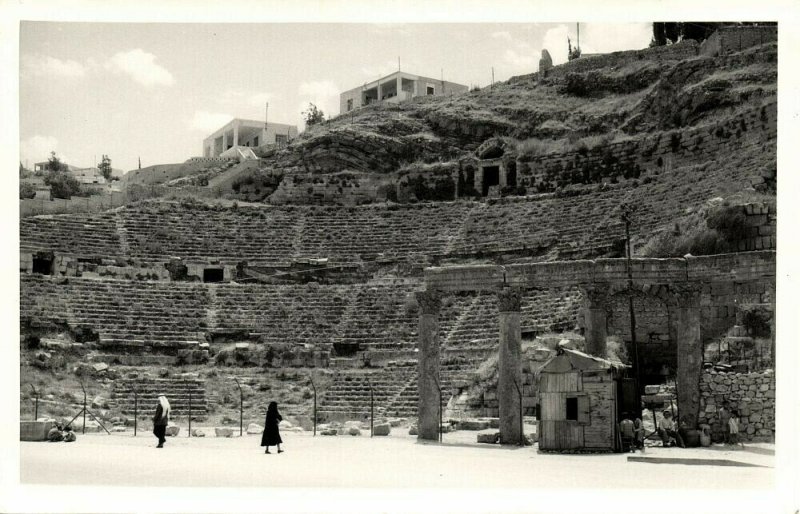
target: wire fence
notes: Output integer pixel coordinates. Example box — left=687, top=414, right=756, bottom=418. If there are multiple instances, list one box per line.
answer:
left=19, top=185, right=228, bottom=217
left=23, top=375, right=322, bottom=439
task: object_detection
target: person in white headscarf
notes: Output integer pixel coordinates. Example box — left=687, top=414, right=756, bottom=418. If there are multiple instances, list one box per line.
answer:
left=153, top=394, right=170, bottom=448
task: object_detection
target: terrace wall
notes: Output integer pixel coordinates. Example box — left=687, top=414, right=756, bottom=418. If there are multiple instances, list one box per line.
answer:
left=700, top=26, right=778, bottom=57
left=698, top=369, right=775, bottom=441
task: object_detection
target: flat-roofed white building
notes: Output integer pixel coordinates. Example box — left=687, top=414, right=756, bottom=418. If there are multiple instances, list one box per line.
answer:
left=203, top=119, right=298, bottom=158
left=339, top=70, right=468, bottom=114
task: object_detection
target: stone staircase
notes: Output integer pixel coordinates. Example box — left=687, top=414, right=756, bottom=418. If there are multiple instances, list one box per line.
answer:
left=317, top=365, right=416, bottom=421
left=112, top=376, right=209, bottom=419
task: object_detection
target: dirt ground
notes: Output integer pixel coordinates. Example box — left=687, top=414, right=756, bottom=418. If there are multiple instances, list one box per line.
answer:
left=19, top=426, right=773, bottom=489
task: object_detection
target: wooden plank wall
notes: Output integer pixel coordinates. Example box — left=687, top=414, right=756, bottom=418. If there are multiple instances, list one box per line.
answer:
left=539, top=370, right=618, bottom=451
left=582, top=373, right=615, bottom=450
left=539, top=371, right=585, bottom=449
left=539, top=371, right=580, bottom=393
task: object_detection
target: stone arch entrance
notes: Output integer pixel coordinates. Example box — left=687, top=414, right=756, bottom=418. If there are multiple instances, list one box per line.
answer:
left=606, top=288, right=673, bottom=386
left=473, top=138, right=517, bottom=197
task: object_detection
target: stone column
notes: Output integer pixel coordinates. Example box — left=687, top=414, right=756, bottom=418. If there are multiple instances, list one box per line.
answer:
left=416, top=291, right=441, bottom=441
left=579, top=285, right=609, bottom=358
left=233, top=122, right=240, bottom=148
left=671, top=285, right=702, bottom=428
left=222, top=131, right=228, bottom=151
left=498, top=286, right=523, bottom=445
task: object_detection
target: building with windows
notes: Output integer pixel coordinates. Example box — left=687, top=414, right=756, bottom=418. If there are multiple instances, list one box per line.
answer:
left=203, top=119, right=298, bottom=158
left=339, top=71, right=468, bottom=114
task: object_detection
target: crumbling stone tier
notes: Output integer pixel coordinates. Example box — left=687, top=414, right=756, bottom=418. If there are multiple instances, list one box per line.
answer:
left=20, top=275, right=581, bottom=361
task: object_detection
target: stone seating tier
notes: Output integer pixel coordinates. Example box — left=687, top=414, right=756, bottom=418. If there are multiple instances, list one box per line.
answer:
left=111, top=377, right=209, bottom=418
left=21, top=124, right=772, bottom=267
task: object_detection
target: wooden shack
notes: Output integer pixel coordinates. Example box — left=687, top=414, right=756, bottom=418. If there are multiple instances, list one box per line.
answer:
left=537, top=347, right=629, bottom=452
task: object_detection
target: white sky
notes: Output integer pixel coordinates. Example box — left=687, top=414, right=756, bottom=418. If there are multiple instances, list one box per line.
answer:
left=19, top=22, right=652, bottom=171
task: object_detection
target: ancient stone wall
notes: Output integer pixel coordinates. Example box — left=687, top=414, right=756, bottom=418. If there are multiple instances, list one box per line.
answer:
left=510, top=40, right=699, bottom=84
left=516, top=102, right=776, bottom=193
left=426, top=251, right=776, bottom=292
left=268, top=173, right=384, bottom=206
left=701, top=26, right=778, bottom=57
left=738, top=202, right=776, bottom=252
left=698, top=369, right=775, bottom=441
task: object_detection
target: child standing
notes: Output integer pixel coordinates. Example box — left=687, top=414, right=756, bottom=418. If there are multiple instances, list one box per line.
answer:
left=728, top=411, right=744, bottom=448
left=718, top=401, right=731, bottom=444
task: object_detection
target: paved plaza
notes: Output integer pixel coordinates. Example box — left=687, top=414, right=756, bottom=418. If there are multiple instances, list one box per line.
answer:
left=20, top=429, right=773, bottom=489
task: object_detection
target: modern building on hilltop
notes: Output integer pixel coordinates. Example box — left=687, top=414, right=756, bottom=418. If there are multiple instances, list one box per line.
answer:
left=203, top=118, right=298, bottom=158
left=339, top=70, right=468, bottom=114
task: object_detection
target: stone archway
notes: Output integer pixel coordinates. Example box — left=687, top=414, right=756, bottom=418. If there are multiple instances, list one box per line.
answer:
left=606, top=288, right=673, bottom=385
left=473, top=138, right=517, bottom=197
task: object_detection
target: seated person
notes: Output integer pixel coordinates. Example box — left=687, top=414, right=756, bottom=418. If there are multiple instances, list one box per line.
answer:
left=62, top=425, right=76, bottom=442
left=619, top=413, right=635, bottom=452
left=658, top=411, right=685, bottom=447
left=47, top=423, right=64, bottom=442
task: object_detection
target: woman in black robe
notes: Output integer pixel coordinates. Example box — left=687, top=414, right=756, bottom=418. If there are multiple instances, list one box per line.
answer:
left=261, top=401, right=283, bottom=454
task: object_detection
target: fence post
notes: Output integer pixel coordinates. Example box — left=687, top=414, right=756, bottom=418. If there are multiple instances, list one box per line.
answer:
left=368, top=380, right=374, bottom=437
left=233, top=377, right=243, bottom=437
left=29, top=384, right=39, bottom=420
left=309, top=377, right=317, bottom=437
left=81, top=381, right=87, bottom=434
left=188, top=381, right=192, bottom=438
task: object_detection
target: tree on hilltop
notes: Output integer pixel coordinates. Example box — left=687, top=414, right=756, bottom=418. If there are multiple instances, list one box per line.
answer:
left=44, top=171, right=81, bottom=199
left=43, top=150, right=79, bottom=199
left=46, top=151, right=68, bottom=172
left=98, top=154, right=112, bottom=181
left=302, top=103, right=325, bottom=127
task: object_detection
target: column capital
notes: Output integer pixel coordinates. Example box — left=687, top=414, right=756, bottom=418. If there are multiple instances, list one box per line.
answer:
left=670, top=284, right=702, bottom=308
left=497, top=286, right=522, bottom=312
left=415, top=291, right=441, bottom=315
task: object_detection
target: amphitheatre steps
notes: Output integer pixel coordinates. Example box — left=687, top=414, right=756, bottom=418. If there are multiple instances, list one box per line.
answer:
left=112, top=377, right=209, bottom=418
left=318, top=364, right=417, bottom=419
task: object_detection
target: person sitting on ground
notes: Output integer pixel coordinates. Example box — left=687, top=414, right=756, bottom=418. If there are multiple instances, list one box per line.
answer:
left=47, top=423, right=64, bottom=442
left=62, top=425, right=76, bottom=442
left=619, top=413, right=635, bottom=452
left=658, top=411, right=684, bottom=447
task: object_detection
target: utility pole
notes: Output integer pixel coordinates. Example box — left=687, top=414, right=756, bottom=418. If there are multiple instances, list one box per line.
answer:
left=622, top=203, right=641, bottom=398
